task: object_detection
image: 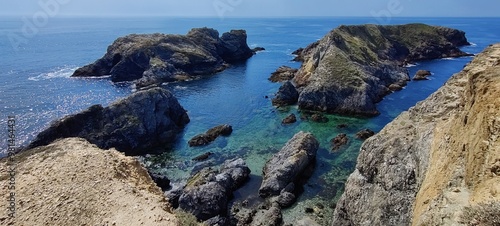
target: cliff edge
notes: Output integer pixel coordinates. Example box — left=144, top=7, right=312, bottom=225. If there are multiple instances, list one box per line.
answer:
left=0, top=138, right=177, bottom=225
left=332, top=44, right=500, bottom=225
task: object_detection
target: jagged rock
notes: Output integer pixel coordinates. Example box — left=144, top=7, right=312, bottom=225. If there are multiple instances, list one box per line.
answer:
left=188, top=124, right=233, bottom=147
left=269, top=66, right=298, bottom=82
left=331, top=133, right=349, bottom=151
left=282, top=114, right=297, bottom=124
left=356, top=129, right=376, bottom=140
left=148, top=172, right=171, bottom=191
left=177, top=158, right=250, bottom=221
left=272, top=81, right=299, bottom=107
left=389, top=84, right=403, bottom=91
left=27, top=87, right=189, bottom=155
left=291, top=24, right=471, bottom=116
left=332, top=42, right=500, bottom=226
left=259, top=131, right=319, bottom=197
left=204, top=216, right=228, bottom=226
left=72, top=28, right=256, bottom=87
left=413, top=70, right=432, bottom=80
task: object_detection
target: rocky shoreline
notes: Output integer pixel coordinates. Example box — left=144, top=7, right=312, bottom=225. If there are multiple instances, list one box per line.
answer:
left=332, top=43, right=500, bottom=225
left=271, top=23, right=472, bottom=116
left=72, top=28, right=261, bottom=88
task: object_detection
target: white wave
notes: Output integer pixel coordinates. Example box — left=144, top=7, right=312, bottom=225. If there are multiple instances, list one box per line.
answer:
left=29, top=66, right=78, bottom=81
left=404, top=63, right=418, bottom=68
left=441, top=57, right=456, bottom=60
left=174, top=85, right=188, bottom=90
left=470, top=42, right=477, bottom=46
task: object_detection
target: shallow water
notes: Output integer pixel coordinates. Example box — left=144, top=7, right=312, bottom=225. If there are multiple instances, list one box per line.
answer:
left=1, top=17, right=500, bottom=225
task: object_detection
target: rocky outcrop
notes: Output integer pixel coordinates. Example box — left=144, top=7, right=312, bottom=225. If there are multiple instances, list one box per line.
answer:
left=413, top=70, right=432, bottom=80
left=290, top=23, right=472, bottom=116
left=188, top=124, right=233, bottom=147
left=331, top=133, right=349, bottom=151
left=355, top=129, right=376, bottom=140
left=174, top=158, right=251, bottom=221
left=259, top=131, right=319, bottom=197
left=282, top=113, right=297, bottom=124
left=0, top=138, right=178, bottom=226
left=27, top=87, right=189, bottom=155
left=332, top=44, right=500, bottom=225
left=72, top=28, right=257, bottom=87
left=272, top=81, right=299, bottom=107
left=269, top=66, right=298, bottom=82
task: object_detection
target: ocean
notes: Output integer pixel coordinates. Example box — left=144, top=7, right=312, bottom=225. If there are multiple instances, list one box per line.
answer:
left=1, top=17, right=500, bottom=225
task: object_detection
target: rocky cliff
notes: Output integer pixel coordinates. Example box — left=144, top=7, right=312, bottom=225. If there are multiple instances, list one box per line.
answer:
left=27, top=87, right=190, bottom=155
left=291, top=23, right=471, bottom=116
left=0, top=138, right=178, bottom=225
left=72, top=28, right=257, bottom=87
left=332, top=44, right=500, bottom=225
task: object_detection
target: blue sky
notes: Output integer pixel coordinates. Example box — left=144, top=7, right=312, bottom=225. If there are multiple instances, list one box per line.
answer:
left=1, top=0, right=499, bottom=17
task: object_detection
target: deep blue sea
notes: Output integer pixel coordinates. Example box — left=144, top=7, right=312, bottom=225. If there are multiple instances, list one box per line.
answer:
left=1, top=17, right=500, bottom=225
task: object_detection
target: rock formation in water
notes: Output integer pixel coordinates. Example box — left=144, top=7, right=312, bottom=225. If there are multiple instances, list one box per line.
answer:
left=27, top=87, right=190, bottom=155
left=0, top=138, right=178, bottom=226
left=272, top=81, right=300, bottom=107
left=169, top=158, right=250, bottom=222
left=188, top=124, right=233, bottom=147
left=290, top=23, right=472, bottom=116
left=332, top=44, right=500, bottom=225
left=72, top=28, right=258, bottom=87
left=259, top=131, right=319, bottom=197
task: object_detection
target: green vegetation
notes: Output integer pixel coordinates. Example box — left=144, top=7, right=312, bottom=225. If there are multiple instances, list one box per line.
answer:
left=175, top=209, right=201, bottom=226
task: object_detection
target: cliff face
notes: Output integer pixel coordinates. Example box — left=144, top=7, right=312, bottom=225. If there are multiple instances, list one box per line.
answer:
left=332, top=44, right=500, bottom=225
left=292, top=23, right=471, bottom=116
left=72, top=28, right=255, bottom=87
left=0, top=138, right=177, bottom=226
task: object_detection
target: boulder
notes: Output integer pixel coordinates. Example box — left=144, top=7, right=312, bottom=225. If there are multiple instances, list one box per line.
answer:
left=72, top=28, right=256, bottom=87
left=269, top=66, right=298, bottom=82
left=188, top=124, right=233, bottom=147
left=413, top=70, right=432, bottom=80
left=290, top=24, right=471, bottom=116
left=192, top=152, right=213, bottom=161
left=311, top=113, right=329, bottom=123
left=177, top=158, right=250, bottom=221
left=282, top=114, right=297, bottom=124
left=272, top=81, right=299, bottom=107
left=27, top=87, right=190, bottom=155
left=331, top=133, right=349, bottom=151
left=259, top=131, right=319, bottom=197
left=356, top=129, right=376, bottom=140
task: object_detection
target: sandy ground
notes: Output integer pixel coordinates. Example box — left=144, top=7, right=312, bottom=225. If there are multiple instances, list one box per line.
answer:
left=0, top=138, right=178, bottom=226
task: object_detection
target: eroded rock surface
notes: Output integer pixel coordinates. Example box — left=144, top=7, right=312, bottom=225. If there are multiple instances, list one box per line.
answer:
left=332, top=44, right=500, bottom=226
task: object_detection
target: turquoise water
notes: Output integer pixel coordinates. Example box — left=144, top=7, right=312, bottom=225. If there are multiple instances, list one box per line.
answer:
left=1, top=17, right=500, bottom=225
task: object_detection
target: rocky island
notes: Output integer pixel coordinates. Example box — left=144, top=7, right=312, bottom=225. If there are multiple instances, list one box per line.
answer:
left=332, top=43, right=500, bottom=225
left=27, top=87, right=189, bottom=155
left=71, top=27, right=259, bottom=87
left=274, top=23, right=472, bottom=116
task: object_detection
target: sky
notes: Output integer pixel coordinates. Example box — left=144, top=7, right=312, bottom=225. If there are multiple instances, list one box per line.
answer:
left=1, top=0, right=499, bottom=18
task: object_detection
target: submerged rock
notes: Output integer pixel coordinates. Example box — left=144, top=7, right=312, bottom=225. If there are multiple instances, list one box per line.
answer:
left=177, top=158, right=250, bottom=221
left=259, top=131, right=319, bottom=197
left=282, top=114, right=297, bottom=124
left=188, top=124, right=233, bottom=147
left=413, top=70, right=432, bottom=80
left=27, top=87, right=189, bottom=155
left=192, top=152, right=213, bottom=161
left=272, top=81, right=299, bottom=107
left=331, top=133, right=349, bottom=151
left=72, top=28, right=256, bottom=87
left=269, top=66, right=298, bottom=82
left=310, top=113, right=329, bottom=123
left=356, top=129, right=376, bottom=140
left=289, top=23, right=471, bottom=116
